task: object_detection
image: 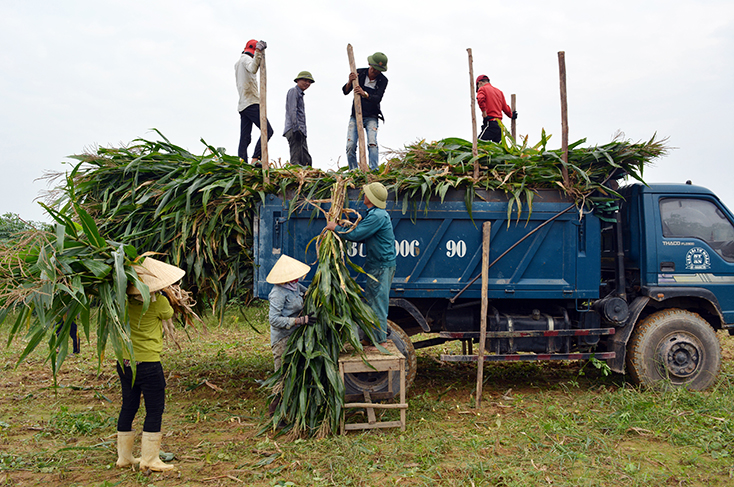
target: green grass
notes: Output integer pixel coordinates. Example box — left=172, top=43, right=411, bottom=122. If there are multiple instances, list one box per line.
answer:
left=2, top=303, right=734, bottom=486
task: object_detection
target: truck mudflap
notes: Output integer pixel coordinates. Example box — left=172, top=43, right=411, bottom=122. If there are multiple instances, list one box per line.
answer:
left=606, top=296, right=651, bottom=373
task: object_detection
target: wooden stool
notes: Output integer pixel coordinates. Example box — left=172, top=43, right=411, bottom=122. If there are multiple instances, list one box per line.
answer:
left=338, top=341, right=407, bottom=433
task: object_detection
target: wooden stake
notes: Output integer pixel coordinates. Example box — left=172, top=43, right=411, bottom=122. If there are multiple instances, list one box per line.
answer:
left=558, top=51, right=570, bottom=188
left=511, top=94, right=517, bottom=141
left=475, top=221, right=491, bottom=408
left=347, top=44, right=369, bottom=172
left=259, top=50, right=269, bottom=184
left=467, top=48, right=479, bottom=179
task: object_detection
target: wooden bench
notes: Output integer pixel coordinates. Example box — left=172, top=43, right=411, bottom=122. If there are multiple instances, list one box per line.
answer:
left=338, top=341, right=407, bottom=433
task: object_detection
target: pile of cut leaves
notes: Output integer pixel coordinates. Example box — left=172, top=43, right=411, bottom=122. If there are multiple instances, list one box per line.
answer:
left=42, top=129, right=666, bottom=312
left=1, top=128, right=666, bottom=388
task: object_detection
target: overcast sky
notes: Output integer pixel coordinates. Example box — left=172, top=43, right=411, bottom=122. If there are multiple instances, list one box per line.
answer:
left=2, top=0, right=733, bottom=223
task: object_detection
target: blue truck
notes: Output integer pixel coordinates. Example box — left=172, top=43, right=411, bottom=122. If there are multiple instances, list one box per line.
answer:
left=254, top=182, right=734, bottom=394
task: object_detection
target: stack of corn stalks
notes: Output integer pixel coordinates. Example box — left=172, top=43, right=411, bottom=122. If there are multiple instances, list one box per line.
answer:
left=41, top=129, right=666, bottom=311
left=2, top=128, right=666, bottom=383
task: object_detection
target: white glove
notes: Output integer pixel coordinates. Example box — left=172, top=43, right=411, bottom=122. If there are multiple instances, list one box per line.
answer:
left=256, top=40, right=267, bottom=51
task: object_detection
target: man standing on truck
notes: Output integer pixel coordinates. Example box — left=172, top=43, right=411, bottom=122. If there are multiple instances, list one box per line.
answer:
left=342, top=52, right=388, bottom=171
left=325, top=182, right=395, bottom=345
left=283, top=71, right=315, bottom=167
left=235, top=39, right=274, bottom=166
left=476, top=74, right=517, bottom=143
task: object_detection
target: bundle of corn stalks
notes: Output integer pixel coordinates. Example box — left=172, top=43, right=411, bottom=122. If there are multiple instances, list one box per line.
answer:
left=40, top=129, right=666, bottom=313
left=262, top=178, right=382, bottom=438
left=0, top=180, right=199, bottom=382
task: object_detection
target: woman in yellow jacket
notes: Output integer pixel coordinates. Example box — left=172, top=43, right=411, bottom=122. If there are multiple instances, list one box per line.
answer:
left=115, top=257, right=184, bottom=473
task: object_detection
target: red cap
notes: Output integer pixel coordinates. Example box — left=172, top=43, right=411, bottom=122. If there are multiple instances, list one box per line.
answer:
left=476, top=74, right=489, bottom=84
left=244, top=39, right=258, bottom=55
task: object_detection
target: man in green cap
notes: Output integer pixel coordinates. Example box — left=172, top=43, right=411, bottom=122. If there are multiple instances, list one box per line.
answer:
left=284, top=71, right=315, bottom=167
left=325, top=182, right=395, bottom=345
left=342, top=52, right=388, bottom=171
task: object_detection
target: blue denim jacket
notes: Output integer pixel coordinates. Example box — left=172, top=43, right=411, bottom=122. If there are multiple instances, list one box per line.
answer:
left=268, top=283, right=307, bottom=346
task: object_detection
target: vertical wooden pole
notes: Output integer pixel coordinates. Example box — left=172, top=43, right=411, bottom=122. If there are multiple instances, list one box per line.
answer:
left=467, top=48, right=479, bottom=179
left=259, top=51, right=269, bottom=184
left=475, top=221, right=491, bottom=408
left=558, top=51, right=570, bottom=188
left=347, top=44, right=369, bottom=172
left=511, top=94, right=517, bottom=141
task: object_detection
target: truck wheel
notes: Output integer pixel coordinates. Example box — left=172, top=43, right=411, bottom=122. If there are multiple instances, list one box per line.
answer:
left=343, top=320, right=417, bottom=398
left=626, top=309, right=720, bottom=390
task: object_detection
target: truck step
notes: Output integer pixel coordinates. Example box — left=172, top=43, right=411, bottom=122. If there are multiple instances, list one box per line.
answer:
left=440, top=351, right=616, bottom=362
left=439, top=328, right=616, bottom=339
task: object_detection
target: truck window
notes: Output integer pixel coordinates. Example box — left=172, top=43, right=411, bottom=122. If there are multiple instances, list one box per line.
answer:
left=660, top=198, right=734, bottom=261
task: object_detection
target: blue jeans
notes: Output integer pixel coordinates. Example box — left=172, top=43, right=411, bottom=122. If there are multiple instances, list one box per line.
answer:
left=363, top=265, right=395, bottom=343
left=346, top=116, right=379, bottom=170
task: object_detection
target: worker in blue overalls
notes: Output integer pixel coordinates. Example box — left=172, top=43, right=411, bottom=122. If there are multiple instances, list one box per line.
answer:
left=326, top=182, right=396, bottom=346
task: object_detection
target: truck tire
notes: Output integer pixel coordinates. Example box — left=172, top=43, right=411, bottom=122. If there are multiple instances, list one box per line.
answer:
left=343, top=320, right=417, bottom=398
left=626, top=309, right=720, bottom=390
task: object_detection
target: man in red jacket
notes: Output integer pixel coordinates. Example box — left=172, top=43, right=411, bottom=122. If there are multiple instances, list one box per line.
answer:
left=476, top=75, right=517, bottom=143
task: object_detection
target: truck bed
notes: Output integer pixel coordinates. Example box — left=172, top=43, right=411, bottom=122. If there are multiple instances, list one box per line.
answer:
left=254, top=188, right=601, bottom=302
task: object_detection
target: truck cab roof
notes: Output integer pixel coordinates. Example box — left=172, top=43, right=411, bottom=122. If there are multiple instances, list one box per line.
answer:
left=622, top=182, right=717, bottom=197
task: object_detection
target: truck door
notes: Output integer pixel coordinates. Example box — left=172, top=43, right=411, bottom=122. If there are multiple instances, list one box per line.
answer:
left=656, top=195, right=734, bottom=323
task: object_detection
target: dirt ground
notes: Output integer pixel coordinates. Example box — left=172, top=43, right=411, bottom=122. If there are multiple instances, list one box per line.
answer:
left=2, top=320, right=734, bottom=487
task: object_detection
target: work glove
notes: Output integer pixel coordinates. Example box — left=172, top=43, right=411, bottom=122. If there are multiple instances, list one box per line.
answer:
left=512, top=110, right=518, bottom=120
left=294, top=316, right=309, bottom=326
left=256, top=40, right=267, bottom=51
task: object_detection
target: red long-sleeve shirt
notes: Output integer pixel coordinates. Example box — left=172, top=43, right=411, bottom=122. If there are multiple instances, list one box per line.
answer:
left=477, top=83, right=512, bottom=120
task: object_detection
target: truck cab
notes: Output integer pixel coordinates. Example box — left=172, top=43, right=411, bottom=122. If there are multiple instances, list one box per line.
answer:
left=621, top=183, right=734, bottom=321
left=605, top=183, right=734, bottom=389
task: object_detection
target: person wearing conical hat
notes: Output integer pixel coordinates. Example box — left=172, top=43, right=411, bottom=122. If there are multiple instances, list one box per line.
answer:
left=116, top=257, right=185, bottom=473
left=342, top=51, right=388, bottom=171
left=284, top=71, right=315, bottom=167
left=325, top=182, right=395, bottom=347
left=267, top=254, right=311, bottom=373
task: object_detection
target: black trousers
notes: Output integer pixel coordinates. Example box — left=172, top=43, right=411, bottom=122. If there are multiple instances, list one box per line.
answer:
left=55, top=320, right=80, bottom=354
left=116, top=361, right=166, bottom=433
left=284, top=129, right=313, bottom=166
left=238, top=104, right=274, bottom=160
left=479, top=118, right=501, bottom=143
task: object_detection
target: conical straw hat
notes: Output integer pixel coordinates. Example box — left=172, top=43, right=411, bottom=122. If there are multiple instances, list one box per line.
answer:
left=127, top=257, right=186, bottom=295
left=266, top=254, right=311, bottom=284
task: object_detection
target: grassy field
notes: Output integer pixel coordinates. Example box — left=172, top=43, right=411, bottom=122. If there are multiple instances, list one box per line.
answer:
left=2, top=302, right=734, bottom=486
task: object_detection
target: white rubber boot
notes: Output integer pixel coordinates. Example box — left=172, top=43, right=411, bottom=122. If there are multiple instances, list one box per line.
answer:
left=115, top=431, right=140, bottom=468
left=139, top=431, right=175, bottom=472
